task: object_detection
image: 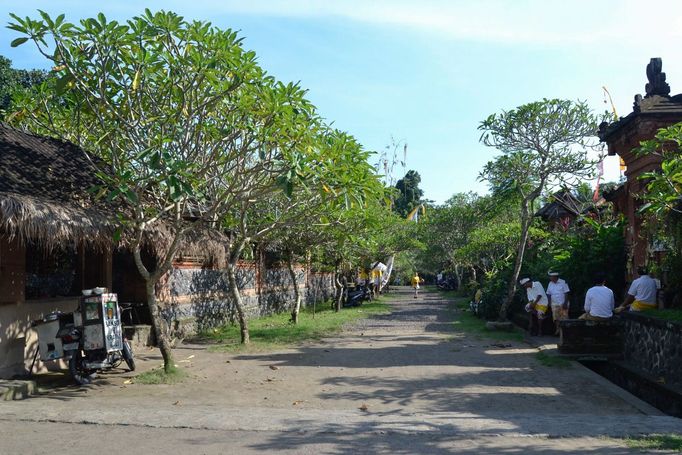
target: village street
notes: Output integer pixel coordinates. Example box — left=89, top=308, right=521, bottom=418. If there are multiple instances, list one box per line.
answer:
left=1, top=288, right=681, bottom=454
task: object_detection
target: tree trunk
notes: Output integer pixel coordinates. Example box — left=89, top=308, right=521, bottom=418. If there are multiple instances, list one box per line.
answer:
left=453, top=264, right=462, bottom=290
left=132, top=238, right=175, bottom=373
left=498, top=200, right=533, bottom=321
left=334, top=264, right=343, bottom=312
left=288, top=256, right=302, bottom=324
left=145, top=280, right=175, bottom=372
left=226, top=261, right=250, bottom=344
left=470, top=266, right=477, bottom=284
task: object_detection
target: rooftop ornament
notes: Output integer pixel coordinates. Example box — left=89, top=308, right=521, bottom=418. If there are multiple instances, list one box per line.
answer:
left=634, top=57, right=671, bottom=109
left=645, top=57, right=670, bottom=97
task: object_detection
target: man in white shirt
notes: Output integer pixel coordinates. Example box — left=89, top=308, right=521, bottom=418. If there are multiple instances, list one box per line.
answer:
left=616, top=266, right=659, bottom=312
left=546, top=271, right=570, bottom=335
left=520, top=277, right=549, bottom=336
left=579, top=273, right=614, bottom=320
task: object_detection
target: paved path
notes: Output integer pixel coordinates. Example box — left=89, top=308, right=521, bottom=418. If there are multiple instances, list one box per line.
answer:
left=1, top=287, right=680, bottom=454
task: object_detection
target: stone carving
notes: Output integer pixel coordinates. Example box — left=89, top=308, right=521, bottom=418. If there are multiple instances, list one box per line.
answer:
left=633, top=93, right=643, bottom=111
left=598, top=121, right=610, bottom=140
left=645, top=57, right=670, bottom=97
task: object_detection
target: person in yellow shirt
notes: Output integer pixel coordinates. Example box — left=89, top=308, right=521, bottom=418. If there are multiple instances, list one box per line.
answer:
left=357, top=269, right=369, bottom=286
left=411, top=272, right=422, bottom=299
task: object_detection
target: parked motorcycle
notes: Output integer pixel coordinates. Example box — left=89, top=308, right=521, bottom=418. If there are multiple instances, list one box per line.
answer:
left=343, top=283, right=371, bottom=307
left=32, top=291, right=135, bottom=385
left=437, top=277, right=457, bottom=291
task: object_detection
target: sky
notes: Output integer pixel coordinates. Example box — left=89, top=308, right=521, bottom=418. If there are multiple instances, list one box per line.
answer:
left=2, top=0, right=682, bottom=203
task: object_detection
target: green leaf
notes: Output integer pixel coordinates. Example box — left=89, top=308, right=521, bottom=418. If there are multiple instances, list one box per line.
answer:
left=55, top=73, right=74, bottom=94
left=10, top=37, right=28, bottom=47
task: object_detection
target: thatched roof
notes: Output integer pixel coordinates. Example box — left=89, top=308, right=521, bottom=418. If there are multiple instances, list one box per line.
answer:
left=0, top=123, right=114, bottom=248
left=0, top=123, right=232, bottom=261
left=535, top=191, right=582, bottom=221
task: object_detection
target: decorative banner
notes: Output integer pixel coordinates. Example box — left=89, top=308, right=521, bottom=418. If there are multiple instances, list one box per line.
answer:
left=593, top=160, right=604, bottom=202
left=406, top=204, right=426, bottom=222
left=382, top=255, right=395, bottom=287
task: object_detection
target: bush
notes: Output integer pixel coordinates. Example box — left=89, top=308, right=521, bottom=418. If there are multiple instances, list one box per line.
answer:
left=479, top=272, right=524, bottom=320
left=551, top=218, right=626, bottom=308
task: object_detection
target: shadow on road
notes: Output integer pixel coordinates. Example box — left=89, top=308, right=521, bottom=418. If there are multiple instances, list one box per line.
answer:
left=245, top=423, right=635, bottom=454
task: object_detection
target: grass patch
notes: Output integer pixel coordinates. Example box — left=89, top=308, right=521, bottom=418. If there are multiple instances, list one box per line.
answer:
left=641, top=308, right=682, bottom=323
left=199, top=299, right=390, bottom=352
left=428, top=285, right=470, bottom=300
left=622, top=434, right=682, bottom=451
left=535, top=350, right=572, bottom=368
left=135, top=365, right=188, bottom=385
left=449, top=298, right=524, bottom=342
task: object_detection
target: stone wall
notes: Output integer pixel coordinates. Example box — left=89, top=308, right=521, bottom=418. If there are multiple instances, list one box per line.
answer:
left=158, top=263, right=334, bottom=337
left=621, top=312, right=682, bottom=387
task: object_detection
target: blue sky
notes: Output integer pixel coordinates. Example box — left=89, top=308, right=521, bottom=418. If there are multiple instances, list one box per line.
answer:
left=2, top=1, right=682, bottom=203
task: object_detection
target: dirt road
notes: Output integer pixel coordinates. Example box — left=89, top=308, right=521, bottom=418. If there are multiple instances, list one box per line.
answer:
left=1, top=287, right=680, bottom=454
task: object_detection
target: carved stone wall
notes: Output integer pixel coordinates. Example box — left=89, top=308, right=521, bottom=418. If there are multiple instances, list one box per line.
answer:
left=621, top=312, right=682, bottom=387
left=158, top=264, right=334, bottom=335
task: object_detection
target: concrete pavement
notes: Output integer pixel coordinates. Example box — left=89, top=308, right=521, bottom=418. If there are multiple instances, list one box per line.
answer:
left=1, top=287, right=680, bottom=453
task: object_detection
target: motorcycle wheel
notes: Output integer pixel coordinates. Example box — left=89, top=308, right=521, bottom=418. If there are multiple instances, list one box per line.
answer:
left=122, top=340, right=136, bottom=371
left=68, top=350, right=95, bottom=386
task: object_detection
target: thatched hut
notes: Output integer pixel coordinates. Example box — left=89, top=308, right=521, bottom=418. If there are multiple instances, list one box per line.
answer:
left=0, top=123, right=116, bottom=377
left=535, top=190, right=583, bottom=229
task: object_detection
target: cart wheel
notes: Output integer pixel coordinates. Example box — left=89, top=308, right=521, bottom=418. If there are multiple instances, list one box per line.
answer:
left=123, top=340, right=136, bottom=371
left=68, top=350, right=94, bottom=385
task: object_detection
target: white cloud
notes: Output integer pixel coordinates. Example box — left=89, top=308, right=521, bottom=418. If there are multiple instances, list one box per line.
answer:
left=176, top=0, right=682, bottom=48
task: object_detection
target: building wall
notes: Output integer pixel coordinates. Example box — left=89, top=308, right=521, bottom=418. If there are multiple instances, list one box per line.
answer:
left=0, top=237, right=336, bottom=377
left=158, top=263, right=335, bottom=337
left=605, top=116, right=674, bottom=279
left=0, top=236, right=112, bottom=378
left=0, top=297, right=79, bottom=378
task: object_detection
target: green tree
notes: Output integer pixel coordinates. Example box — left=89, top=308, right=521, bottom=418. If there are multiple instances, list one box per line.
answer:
left=225, top=128, right=385, bottom=337
left=637, top=122, right=682, bottom=307
left=479, top=99, right=601, bottom=321
left=9, top=10, right=312, bottom=371
left=638, top=122, right=682, bottom=216
left=393, top=170, right=423, bottom=218
left=417, top=192, right=488, bottom=287
left=0, top=55, right=47, bottom=114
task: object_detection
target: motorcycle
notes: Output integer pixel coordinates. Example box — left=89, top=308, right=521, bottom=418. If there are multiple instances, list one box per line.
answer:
left=32, top=291, right=135, bottom=385
left=343, top=283, right=371, bottom=307
left=437, top=277, right=457, bottom=291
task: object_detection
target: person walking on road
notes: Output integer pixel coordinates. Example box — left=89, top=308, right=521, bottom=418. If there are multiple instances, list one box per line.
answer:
left=546, top=271, right=570, bottom=335
left=411, top=272, right=422, bottom=299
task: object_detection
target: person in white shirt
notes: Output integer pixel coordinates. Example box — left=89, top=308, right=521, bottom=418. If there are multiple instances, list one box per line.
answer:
left=579, top=273, right=614, bottom=320
left=616, top=266, right=658, bottom=312
left=520, top=277, right=549, bottom=336
left=546, top=271, right=570, bottom=335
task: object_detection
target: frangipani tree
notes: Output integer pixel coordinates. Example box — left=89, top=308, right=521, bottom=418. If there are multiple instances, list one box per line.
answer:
left=225, top=128, right=385, bottom=339
left=9, top=10, right=309, bottom=371
left=479, top=99, right=601, bottom=321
